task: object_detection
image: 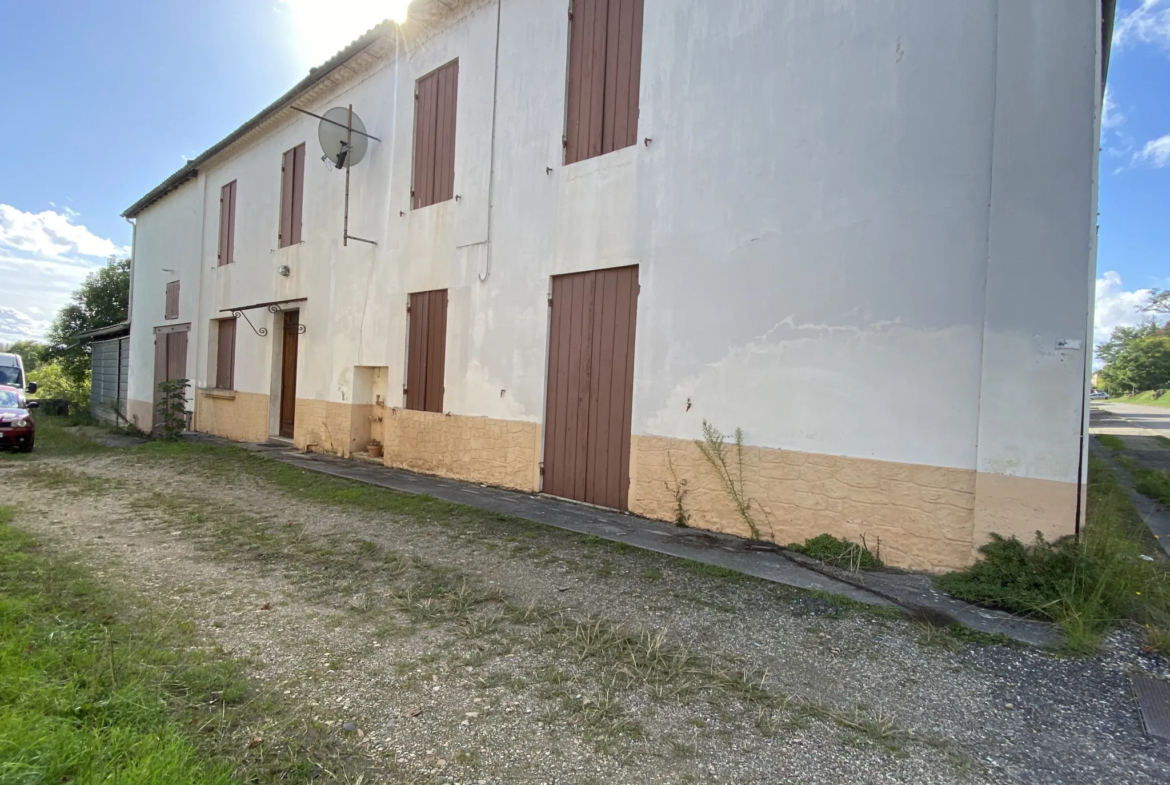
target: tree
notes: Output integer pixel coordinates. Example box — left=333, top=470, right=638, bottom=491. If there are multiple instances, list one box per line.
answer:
left=44, top=256, right=130, bottom=384
left=2, top=340, right=47, bottom=373
left=31, top=360, right=90, bottom=411
left=1097, top=336, right=1170, bottom=396
left=1095, top=321, right=1162, bottom=365
left=1144, top=290, right=1170, bottom=315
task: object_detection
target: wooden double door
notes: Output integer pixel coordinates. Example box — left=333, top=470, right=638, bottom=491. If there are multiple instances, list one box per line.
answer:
left=152, top=323, right=190, bottom=432
left=542, top=266, right=639, bottom=510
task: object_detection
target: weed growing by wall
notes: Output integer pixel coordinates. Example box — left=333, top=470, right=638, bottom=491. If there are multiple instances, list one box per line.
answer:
left=696, top=421, right=765, bottom=540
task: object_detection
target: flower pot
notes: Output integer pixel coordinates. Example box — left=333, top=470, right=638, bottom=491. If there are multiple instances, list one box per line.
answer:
left=367, top=443, right=383, bottom=458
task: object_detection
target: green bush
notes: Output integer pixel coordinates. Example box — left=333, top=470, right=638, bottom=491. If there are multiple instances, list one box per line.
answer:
left=28, top=359, right=90, bottom=411
left=937, top=457, right=1170, bottom=651
left=936, top=533, right=1090, bottom=614
left=788, top=533, right=883, bottom=570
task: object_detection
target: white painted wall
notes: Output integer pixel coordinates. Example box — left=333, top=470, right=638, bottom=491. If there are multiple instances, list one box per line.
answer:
left=128, top=0, right=1100, bottom=485
left=127, top=177, right=205, bottom=411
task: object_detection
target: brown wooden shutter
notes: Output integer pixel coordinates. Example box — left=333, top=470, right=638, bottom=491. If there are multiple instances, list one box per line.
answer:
left=279, top=145, right=304, bottom=247
left=291, top=143, right=305, bottom=244
left=218, top=181, right=236, bottom=265
left=405, top=289, right=448, bottom=412
left=565, top=0, right=644, bottom=165
left=227, top=180, right=237, bottom=262
left=165, top=281, right=180, bottom=320
left=279, top=148, right=294, bottom=247
left=216, top=318, right=236, bottom=390
left=412, top=60, right=458, bottom=209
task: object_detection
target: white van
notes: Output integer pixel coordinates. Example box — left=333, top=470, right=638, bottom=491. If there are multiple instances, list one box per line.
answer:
left=0, top=352, right=37, bottom=394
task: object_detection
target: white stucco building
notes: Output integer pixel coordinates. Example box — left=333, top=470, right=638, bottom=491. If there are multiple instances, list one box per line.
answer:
left=124, top=0, right=1111, bottom=571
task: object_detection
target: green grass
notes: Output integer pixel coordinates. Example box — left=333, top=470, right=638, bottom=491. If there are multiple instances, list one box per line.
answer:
left=788, top=534, right=883, bottom=570
left=0, top=505, right=368, bottom=783
left=1094, top=433, right=1126, bottom=451
left=936, top=456, right=1170, bottom=652
left=1131, top=466, right=1170, bottom=509
left=0, top=507, right=234, bottom=784
left=0, top=413, right=110, bottom=461
left=1111, top=390, right=1170, bottom=408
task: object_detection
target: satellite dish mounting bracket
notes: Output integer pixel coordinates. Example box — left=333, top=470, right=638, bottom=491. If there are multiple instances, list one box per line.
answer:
left=293, top=104, right=380, bottom=247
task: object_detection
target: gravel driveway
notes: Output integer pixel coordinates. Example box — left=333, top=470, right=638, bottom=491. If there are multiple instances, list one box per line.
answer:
left=3, top=443, right=1169, bottom=784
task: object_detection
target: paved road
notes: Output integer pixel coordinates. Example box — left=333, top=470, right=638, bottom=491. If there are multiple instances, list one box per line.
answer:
left=1090, top=401, right=1170, bottom=437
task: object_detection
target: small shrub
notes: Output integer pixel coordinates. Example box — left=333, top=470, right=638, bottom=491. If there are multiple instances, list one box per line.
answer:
left=665, top=453, right=691, bottom=528
left=936, top=456, right=1170, bottom=651
left=788, top=534, right=883, bottom=571
left=156, top=378, right=190, bottom=440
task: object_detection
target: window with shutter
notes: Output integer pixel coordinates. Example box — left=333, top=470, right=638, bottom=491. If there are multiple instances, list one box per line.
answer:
left=215, top=318, right=236, bottom=390
left=565, top=0, right=644, bottom=165
left=405, top=289, right=448, bottom=413
left=412, top=60, right=459, bottom=210
left=279, top=144, right=305, bottom=247
left=218, top=180, right=237, bottom=265
left=165, top=281, right=180, bottom=320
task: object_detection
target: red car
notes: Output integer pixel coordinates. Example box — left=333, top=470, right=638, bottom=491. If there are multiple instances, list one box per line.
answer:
left=0, top=384, right=37, bottom=452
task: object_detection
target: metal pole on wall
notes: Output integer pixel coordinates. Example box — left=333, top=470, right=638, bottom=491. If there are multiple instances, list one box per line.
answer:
left=344, top=104, right=353, bottom=247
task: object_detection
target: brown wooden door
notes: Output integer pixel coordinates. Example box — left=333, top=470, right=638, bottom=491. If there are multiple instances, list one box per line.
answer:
left=542, top=266, right=638, bottom=509
left=153, top=324, right=189, bottom=431
left=279, top=312, right=299, bottom=438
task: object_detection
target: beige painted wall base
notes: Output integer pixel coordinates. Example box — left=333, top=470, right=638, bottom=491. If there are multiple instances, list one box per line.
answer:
left=630, top=435, right=978, bottom=571
left=972, top=472, right=1078, bottom=559
left=630, top=435, right=1077, bottom=573
left=194, top=391, right=271, bottom=444
left=380, top=408, right=541, bottom=492
left=126, top=398, right=153, bottom=432
left=294, top=399, right=372, bottom=457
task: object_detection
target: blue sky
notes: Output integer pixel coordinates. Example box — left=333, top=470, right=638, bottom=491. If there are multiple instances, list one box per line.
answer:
left=0, top=0, right=1166, bottom=347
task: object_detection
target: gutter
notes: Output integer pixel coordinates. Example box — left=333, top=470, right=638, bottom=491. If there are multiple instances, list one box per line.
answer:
left=1102, top=0, right=1116, bottom=87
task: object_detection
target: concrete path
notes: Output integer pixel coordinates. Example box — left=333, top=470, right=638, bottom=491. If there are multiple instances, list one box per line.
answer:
left=1091, top=401, right=1170, bottom=437
left=186, top=435, right=1062, bottom=648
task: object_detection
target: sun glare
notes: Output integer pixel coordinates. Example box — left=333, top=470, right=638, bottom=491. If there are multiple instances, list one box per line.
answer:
left=281, top=0, right=412, bottom=68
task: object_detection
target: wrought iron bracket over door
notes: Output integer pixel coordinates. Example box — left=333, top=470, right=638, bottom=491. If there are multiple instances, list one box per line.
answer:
left=220, top=298, right=307, bottom=337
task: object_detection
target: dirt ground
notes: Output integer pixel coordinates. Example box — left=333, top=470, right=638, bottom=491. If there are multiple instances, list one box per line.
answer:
left=3, top=443, right=1169, bottom=784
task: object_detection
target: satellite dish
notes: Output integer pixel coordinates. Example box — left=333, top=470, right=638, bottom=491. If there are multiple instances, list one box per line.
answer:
left=318, top=107, right=369, bottom=169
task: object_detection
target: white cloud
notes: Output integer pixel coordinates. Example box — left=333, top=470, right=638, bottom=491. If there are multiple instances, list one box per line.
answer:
left=1095, top=271, right=1155, bottom=360
left=0, top=204, right=129, bottom=341
left=0, top=306, right=50, bottom=344
left=1134, top=134, right=1170, bottom=168
left=1103, top=86, right=1124, bottom=130
left=0, top=204, right=126, bottom=262
left=1114, top=0, right=1170, bottom=49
